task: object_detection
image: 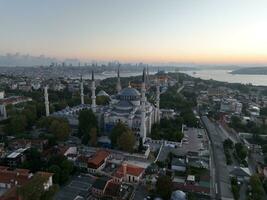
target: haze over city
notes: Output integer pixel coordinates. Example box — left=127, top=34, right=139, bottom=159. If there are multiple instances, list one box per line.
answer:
left=1, top=0, right=267, bottom=65
left=1, top=1, right=267, bottom=200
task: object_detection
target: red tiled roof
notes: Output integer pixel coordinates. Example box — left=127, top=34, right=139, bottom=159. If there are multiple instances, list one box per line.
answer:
left=0, top=96, right=31, bottom=105
left=0, top=166, right=31, bottom=186
left=114, top=164, right=144, bottom=177
left=88, top=150, right=110, bottom=166
left=104, top=182, right=121, bottom=197
left=173, top=182, right=210, bottom=194
left=36, top=171, right=53, bottom=180
left=0, top=166, right=53, bottom=200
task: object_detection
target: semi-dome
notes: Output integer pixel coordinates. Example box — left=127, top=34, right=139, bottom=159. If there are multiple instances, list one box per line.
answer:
left=117, top=87, right=140, bottom=101
left=97, top=90, right=109, bottom=97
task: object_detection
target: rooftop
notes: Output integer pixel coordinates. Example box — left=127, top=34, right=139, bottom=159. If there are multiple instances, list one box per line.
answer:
left=92, top=177, right=110, bottom=190
left=114, top=163, right=144, bottom=177
left=88, top=150, right=110, bottom=167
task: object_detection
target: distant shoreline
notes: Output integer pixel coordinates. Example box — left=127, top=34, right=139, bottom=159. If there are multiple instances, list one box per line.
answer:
left=230, top=67, right=267, bottom=75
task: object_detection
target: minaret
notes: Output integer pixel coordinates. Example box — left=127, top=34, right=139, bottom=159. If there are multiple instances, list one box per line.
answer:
left=91, top=71, right=96, bottom=112
left=80, top=75, right=84, bottom=104
left=140, top=68, right=147, bottom=143
left=44, top=86, right=50, bottom=116
left=3, top=104, right=7, bottom=119
left=146, top=66, right=150, bottom=86
left=116, top=66, right=122, bottom=93
left=156, top=78, right=160, bottom=123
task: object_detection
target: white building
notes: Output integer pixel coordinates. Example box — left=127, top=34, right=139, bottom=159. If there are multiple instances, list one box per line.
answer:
left=220, top=98, right=242, bottom=114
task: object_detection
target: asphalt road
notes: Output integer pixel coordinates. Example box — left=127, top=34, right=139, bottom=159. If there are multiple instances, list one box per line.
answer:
left=201, top=116, right=234, bottom=200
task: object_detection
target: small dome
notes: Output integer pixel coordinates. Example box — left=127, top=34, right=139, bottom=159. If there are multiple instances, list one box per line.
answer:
left=171, top=190, right=186, bottom=200
left=120, top=87, right=140, bottom=96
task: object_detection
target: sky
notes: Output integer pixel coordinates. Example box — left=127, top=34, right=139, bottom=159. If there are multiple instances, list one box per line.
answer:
left=1, top=0, right=267, bottom=64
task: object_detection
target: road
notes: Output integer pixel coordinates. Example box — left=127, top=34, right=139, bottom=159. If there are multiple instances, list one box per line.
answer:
left=177, top=85, right=184, bottom=93
left=201, top=116, right=234, bottom=200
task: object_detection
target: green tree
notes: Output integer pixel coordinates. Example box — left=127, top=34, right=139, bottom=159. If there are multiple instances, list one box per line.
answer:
left=47, top=155, right=73, bottom=185
left=60, top=159, right=74, bottom=175
left=49, top=119, right=70, bottom=141
left=249, top=175, right=265, bottom=200
left=110, top=122, right=129, bottom=147
left=78, top=109, right=98, bottom=139
left=235, top=143, right=247, bottom=161
left=18, top=175, right=47, bottom=200
left=21, top=148, right=44, bottom=172
left=40, top=184, right=59, bottom=200
left=48, top=165, right=61, bottom=184
left=5, top=114, right=27, bottom=135
left=117, top=129, right=136, bottom=152
left=156, top=175, right=172, bottom=200
left=22, top=104, right=37, bottom=128
left=89, top=127, right=98, bottom=147
left=223, top=139, right=233, bottom=149
left=96, top=96, right=110, bottom=105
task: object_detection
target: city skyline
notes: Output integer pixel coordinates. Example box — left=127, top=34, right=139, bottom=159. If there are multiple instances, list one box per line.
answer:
left=1, top=0, right=267, bottom=64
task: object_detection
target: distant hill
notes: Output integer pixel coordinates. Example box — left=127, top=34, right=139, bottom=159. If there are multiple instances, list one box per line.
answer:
left=230, top=67, right=267, bottom=75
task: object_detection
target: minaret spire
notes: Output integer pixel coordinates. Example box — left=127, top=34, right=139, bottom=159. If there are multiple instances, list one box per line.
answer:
left=91, top=70, right=96, bottom=112
left=140, top=68, right=147, bottom=143
left=2, top=104, right=7, bottom=119
left=156, top=78, right=160, bottom=123
left=80, top=75, right=84, bottom=104
left=146, top=66, right=150, bottom=86
left=44, top=86, right=50, bottom=116
left=116, top=66, right=122, bottom=93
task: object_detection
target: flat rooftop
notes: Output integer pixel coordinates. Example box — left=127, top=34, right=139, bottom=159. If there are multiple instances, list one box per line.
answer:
left=54, top=175, right=95, bottom=200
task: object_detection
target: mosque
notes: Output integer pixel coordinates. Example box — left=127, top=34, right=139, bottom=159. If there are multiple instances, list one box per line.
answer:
left=47, top=68, right=161, bottom=143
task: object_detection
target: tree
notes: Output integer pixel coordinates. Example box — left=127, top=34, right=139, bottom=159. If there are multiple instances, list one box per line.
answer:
left=138, top=137, right=144, bottom=152
left=181, top=111, right=198, bottom=127
left=22, top=104, right=37, bottom=128
left=38, top=117, right=70, bottom=141
left=89, top=127, right=98, bottom=147
left=78, top=109, right=98, bottom=139
left=262, top=144, right=267, bottom=154
left=96, top=96, right=110, bottom=105
left=230, top=116, right=243, bottom=131
left=231, top=177, right=240, bottom=200
left=223, top=139, right=233, bottom=149
left=47, top=156, right=74, bottom=185
left=18, top=175, right=48, bottom=200
left=235, top=143, right=247, bottom=161
left=151, top=117, right=184, bottom=142
left=48, top=165, right=61, bottom=184
left=249, top=175, right=265, bottom=200
left=5, top=114, right=27, bottom=135
left=49, top=119, right=70, bottom=141
left=40, top=184, right=59, bottom=200
left=117, top=129, right=136, bottom=152
left=110, top=122, right=129, bottom=147
left=21, top=148, right=44, bottom=172
left=156, top=175, right=172, bottom=200
left=60, top=159, right=74, bottom=175
left=260, top=107, right=267, bottom=117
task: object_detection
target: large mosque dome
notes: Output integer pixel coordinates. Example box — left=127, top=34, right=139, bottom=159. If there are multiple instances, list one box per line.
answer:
left=117, top=87, right=140, bottom=101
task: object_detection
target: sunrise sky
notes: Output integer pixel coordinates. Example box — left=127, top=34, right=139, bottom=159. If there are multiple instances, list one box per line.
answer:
left=1, top=0, right=267, bottom=64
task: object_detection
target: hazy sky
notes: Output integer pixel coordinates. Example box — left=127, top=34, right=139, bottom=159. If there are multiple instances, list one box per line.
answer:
left=1, top=0, right=267, bottom=64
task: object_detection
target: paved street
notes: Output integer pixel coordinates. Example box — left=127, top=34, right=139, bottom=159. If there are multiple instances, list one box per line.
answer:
left=201, top=116, right=234, bottom=200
